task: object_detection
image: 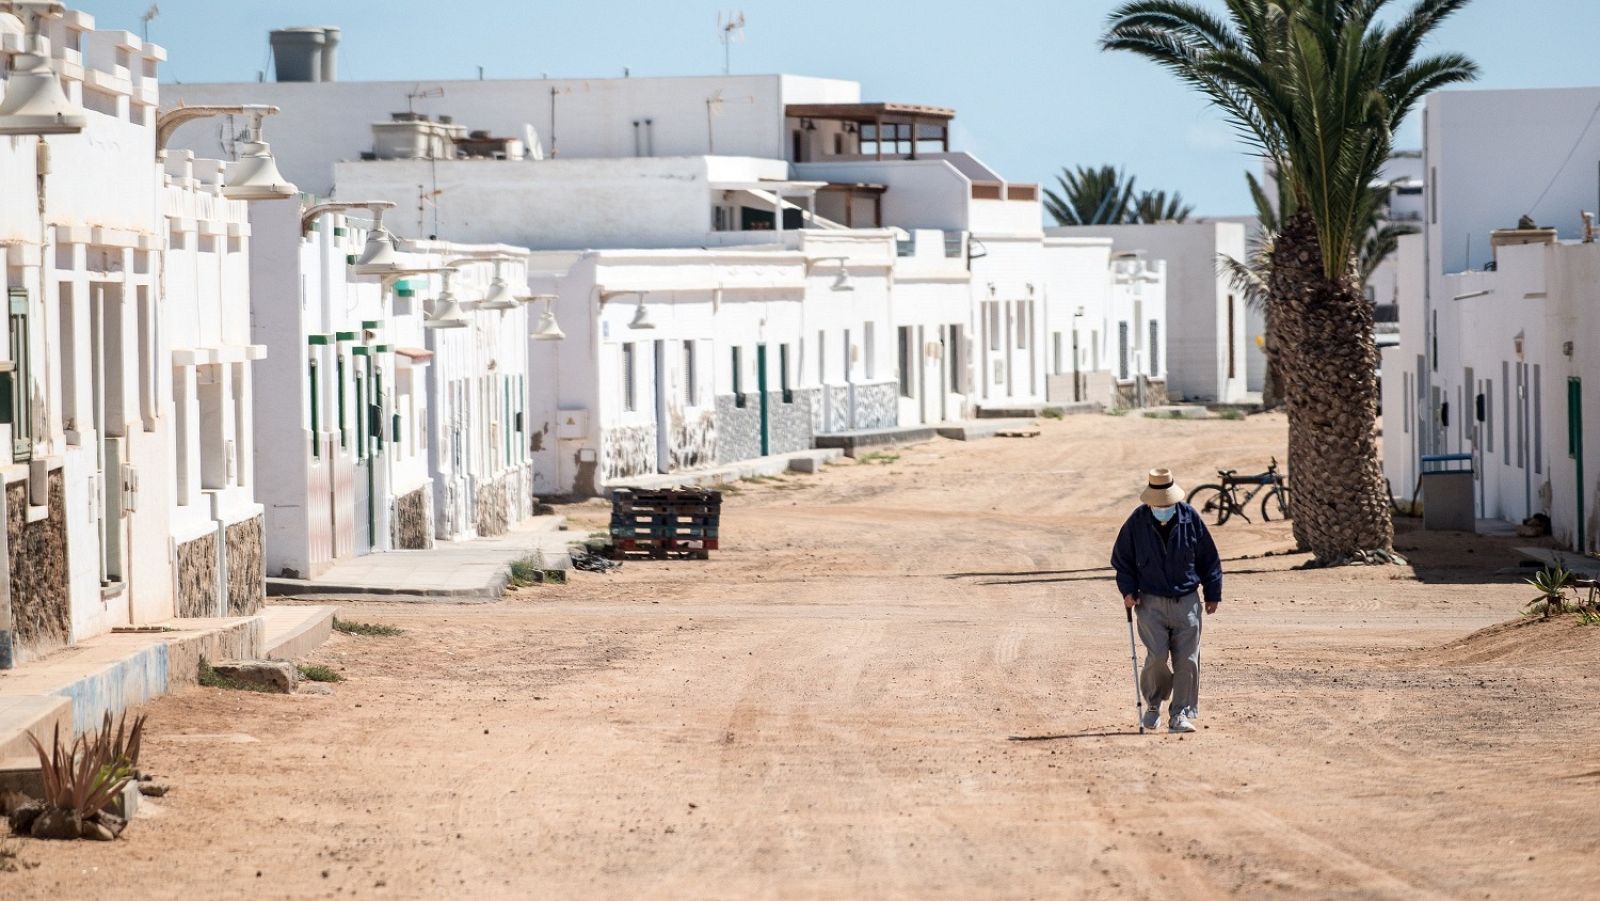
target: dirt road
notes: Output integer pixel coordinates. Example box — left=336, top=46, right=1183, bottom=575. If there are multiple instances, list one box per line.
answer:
left=6, top=413, right=1598, bottom=899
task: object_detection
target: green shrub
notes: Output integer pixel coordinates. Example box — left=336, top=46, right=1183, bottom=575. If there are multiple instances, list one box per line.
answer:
left=332, top=618, right=403, bottom=637
left=297, top=663, right=343, bottom=683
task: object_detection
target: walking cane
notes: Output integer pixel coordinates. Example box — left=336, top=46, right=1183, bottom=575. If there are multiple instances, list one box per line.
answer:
left=1125, top=605, right=1145, bottom=734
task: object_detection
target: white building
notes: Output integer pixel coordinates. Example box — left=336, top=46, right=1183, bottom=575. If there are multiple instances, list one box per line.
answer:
left=0, top=3, right=280, bottom=666
left=1048, top=223, right=1246, bottom=404
left=1380, top=85, right=1600, bottom=550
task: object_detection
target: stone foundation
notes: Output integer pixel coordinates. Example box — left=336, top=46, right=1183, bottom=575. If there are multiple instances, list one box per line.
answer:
left=602, top=424, right=657, bottom=481
left=7, top=471, right=70, bottom=657
left=225, top=515, right=264, bottom=616
left=1113, top=376, right=1170, bottom=410
left=393, top=485, right=433, bottom=550
left=820, top=382, right=898, bottom=433
left=475, top=473, right=513, bottom=538
left=668, top=408, right=716, bottom=471
left=175, top=531, right=218, bottom=618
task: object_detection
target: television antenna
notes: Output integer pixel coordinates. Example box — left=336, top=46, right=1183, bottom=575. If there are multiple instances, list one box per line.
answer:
left=406, top=85, right=445, bottom=114
left=140, top=4, right=158, bottom=43
left=717, top=11, right=745, bottom=75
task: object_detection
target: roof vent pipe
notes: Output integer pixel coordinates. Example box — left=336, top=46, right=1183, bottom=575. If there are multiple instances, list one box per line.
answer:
left=269, top=27, right=336, bottom=82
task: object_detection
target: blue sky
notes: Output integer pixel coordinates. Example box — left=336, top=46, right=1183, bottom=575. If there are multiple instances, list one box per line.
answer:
left=70, top=0, right=1600, bottom=215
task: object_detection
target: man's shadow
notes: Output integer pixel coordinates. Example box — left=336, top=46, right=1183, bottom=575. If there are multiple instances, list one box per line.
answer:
left=1008, top=730, right=1148, bottom=741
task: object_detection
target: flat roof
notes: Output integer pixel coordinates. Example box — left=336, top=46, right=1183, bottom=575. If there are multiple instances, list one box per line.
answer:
left=785, top=102, right=956, bottom=122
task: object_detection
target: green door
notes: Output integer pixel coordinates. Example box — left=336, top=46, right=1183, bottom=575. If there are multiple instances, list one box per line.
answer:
left=757, top=344, right=770, bottom=457
left=1570, top=378, right=1585, bottom=552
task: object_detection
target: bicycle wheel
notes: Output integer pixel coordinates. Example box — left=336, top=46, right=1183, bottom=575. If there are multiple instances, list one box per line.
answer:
left=1261, top=485, right=1291, bottom=521
left=1186, top=484, right=1231, bottom=526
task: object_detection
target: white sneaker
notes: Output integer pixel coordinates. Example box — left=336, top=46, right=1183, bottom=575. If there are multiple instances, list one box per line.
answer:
left=1140, top=708, right=1161, bottom=731
left=1169, top=714, right=1196, bottom=733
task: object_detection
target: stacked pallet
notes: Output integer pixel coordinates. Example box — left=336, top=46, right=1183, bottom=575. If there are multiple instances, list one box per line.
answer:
left=609, top=488, right=722, bottom=560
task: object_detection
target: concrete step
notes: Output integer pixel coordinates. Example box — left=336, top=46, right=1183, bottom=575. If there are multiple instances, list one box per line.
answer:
left=1515, top=547, right=1600, bottom=579
left=935, top=419, right=1038, bottom=441
left=608, top=448, right=844, bottom=491
left=262, top=605, right=338, bottom=661
left=1043, top=402, right=1104, bottom=416
left=976, top=404, right=1043, bottom=419
left=0, top=615, right=263, bottom=756
left=814, top=426, right=938, bottom=458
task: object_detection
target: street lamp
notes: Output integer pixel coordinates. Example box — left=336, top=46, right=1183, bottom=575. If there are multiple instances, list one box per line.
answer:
left=0, top=1, right=86, bottom=135
left=155, top=103, right=296, bottom=200
left=423, top=268, right=469, bottom=330
left=523, top=294, right=565, bottom=341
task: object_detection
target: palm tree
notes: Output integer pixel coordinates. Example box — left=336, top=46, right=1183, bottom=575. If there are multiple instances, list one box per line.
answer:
left=1105, top=0, right=1477, bottom=565
left=1133, top=189, right=1195, bottom=223
left=1044, top=165, right=1137, bottom=226
left=1223, top=169, right=1416, bottom=409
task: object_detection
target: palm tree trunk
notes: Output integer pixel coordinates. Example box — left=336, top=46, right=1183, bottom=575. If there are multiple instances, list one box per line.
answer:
left=1270, top=212, right=1394, bottom=563
left=1260, top=306, right=1283, bottom=410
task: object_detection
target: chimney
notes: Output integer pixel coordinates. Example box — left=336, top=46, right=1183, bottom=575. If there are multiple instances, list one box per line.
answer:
left=269, top=27, right=339, bottom=82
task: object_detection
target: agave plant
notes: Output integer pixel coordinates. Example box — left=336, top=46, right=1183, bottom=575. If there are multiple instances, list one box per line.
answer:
left=17, top=711, right=146, bottom=840
left=1524, top=564, right=1576, bottom=620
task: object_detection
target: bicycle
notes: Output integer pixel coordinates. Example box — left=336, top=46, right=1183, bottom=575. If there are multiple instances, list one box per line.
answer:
left=1185, top=457, right=1291, bottom=526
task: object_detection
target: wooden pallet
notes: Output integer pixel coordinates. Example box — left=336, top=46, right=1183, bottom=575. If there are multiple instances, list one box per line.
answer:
left=610, top=489, right=722, bottom=559
left=610, top=537, right=715, bottom=560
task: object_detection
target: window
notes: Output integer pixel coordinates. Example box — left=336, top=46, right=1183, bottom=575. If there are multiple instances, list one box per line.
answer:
left=1118, top=321, right=1130, bottom=380
left=1227, top=295, right=1237, bottom=379
left=1502, top=361, right=1510, bottom=465
left=732, top=346, right=745, bottom=407
left=683, top=341, right=697, bottom=406
left=173, top=366, right=191, bottom=505
left=136, top=285, right=155, bottom=430
left=898, top=326, right=914, bottom=398
left=622, top=343, right=637, bottom=412
left=1092, top=330, right=1100, bottom=371
left=336, top=352, right=348, bottom=449
left=1052, top=332, right=1063, bottom=375
left=233, top=363, right=249, bottom=487
left=1016, top=302, right=1029, bottom=350
left=817, top=329, right=827, bottom=383
left=988, top=303, right=1001, bottom=351
left=1533, top=364, right=1543, bottom=474
left=780, top=344, right=793, bottom=403
left=308, top=356, right=320, bottom=458
left=1485, top=380, right=1494, bottom=453
left=198, top=365, right=226, bottom=489
left=59, top=284, right=78, bottom=442
left=842, top=329, right=852, bottom=382
left=1149, top=320, right=1160, bottom=376
left=6, top=287, right=30, bottom=461
left=354, top=361, right=366, bottom=459
left=948, top=325, right=963, bottom=392
left=863, top=322, right=876, bottom=380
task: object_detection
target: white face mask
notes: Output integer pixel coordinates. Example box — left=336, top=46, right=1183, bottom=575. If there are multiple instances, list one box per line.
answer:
left=1151, top=505, right=1177, bottom=524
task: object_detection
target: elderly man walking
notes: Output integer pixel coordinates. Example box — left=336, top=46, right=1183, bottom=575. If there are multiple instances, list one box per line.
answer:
left=1110, top=468, right=1222, bottom=734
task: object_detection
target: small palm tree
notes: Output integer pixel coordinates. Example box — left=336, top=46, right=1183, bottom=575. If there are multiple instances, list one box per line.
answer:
left=1106, top=0, right=1477, bottom=564
left=1044, top=165, right=1137, bottom=226
left=1133, top=189, right=1194, bottom=223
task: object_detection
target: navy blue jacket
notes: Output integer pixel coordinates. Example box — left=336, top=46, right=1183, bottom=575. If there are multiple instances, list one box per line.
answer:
left=1110, top=503, right=1223, bottom=602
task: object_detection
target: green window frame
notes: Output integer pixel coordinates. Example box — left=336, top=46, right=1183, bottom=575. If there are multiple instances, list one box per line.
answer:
left=336, top=353, right=348, bottom=449
left=308, top=356, right=320, bottom=458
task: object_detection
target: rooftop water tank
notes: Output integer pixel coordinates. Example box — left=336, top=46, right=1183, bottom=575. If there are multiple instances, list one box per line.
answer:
left=270, top=26, right=339, bottom=82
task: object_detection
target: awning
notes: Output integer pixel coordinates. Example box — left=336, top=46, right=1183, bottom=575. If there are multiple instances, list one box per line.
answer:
left=394, top=346, right=434, bottom=367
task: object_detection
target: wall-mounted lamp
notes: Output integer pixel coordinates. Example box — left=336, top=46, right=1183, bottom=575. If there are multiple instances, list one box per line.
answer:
left=423, top=269, right=469, bottom=329
left=523, top=294, right=565, bottom=341
left=0, top=1, right=85, bottom=135
left=156, top=103, right=297, bottom=200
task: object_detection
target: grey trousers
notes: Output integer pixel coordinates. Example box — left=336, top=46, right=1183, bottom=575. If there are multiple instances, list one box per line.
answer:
left=1136, top=591, right=1202, bottom=718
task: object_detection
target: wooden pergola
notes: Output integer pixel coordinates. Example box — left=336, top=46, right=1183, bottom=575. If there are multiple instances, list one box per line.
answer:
left=785, top=102, right=956, bottom=161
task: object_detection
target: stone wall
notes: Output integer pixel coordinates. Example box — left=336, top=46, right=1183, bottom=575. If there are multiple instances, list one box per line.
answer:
left=668, top=408, right=716, bottom=472
left=1112, top=376, right=1170, bottom=410
left=819, top=382, right=899, bottom=433
left=225, top=515, right=264, bottom=616
left=175, top=531, right=218, bottom=618
left=602, top=424, right=657, bottom=481
left=852, top=382, right=898, bottom=430
left=715, top=394, right=761, bottom=464
left=714, top=388, right=819, bottom=463
left=7, top=472, right=70, bottom=657
left=393, top=485, right=433, bottom=550
left=475, top=474, right=512, bottom=538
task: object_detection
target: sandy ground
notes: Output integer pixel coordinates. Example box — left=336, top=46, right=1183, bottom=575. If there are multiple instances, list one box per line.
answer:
left=5, top=412, right=1599, bottom=899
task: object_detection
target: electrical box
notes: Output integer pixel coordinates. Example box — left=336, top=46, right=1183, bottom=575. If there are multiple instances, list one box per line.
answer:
left=557, top=408, right=589, bottom=439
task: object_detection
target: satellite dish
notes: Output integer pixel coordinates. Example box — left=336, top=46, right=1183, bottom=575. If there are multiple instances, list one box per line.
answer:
left=523, top=123, right=545, bottom=160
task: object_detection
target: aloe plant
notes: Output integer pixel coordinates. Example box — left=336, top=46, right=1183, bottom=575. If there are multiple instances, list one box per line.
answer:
left=19, top=712, right=145, bottom=839
left=1524, top=564, right=1576, bottom=620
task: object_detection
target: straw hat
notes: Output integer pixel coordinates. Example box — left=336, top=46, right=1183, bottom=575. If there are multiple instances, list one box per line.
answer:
left=1140, top=468, right=1184, bottom=507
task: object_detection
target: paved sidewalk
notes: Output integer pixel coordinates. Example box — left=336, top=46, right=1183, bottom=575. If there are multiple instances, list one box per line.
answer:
left=266, top=516, right=578, bottom=601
